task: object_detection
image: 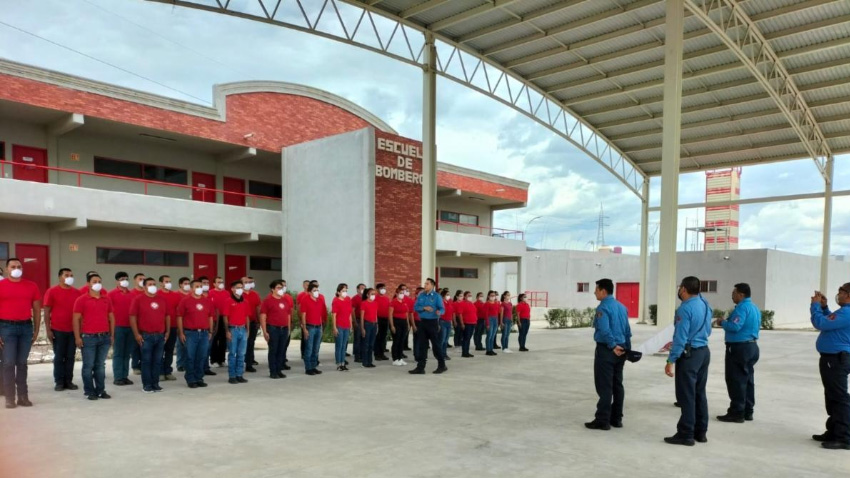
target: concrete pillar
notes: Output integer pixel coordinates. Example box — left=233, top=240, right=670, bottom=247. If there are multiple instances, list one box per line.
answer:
left=638, top=178, right=649, bottom=323
left=517, top=256, right=524, bottom=297
left=656, top=0, right=685, bottom=328
left=421, top=33, right=438, bottom=283
left=820, top=156, right=834, bottom=293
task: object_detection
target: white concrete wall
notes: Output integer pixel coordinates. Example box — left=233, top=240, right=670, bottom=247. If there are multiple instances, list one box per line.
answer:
left=282, top=128, right=374, bottom=300
left=436, top=230, right=525, bottom=257
left=436, top=255, right=491, bottom=295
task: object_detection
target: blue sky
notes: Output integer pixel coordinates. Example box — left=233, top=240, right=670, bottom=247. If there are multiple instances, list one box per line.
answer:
left=0, top=0, right=847, bottom=256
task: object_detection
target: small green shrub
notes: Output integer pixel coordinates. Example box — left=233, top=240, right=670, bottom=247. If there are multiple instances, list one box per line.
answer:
left=760, top=310, right=774, bottom=330
left=648, top=304, right=657, bottom=325
left=545, top=307, right=595, bottom=329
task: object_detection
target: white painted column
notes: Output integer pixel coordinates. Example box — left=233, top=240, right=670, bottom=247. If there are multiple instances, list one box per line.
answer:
left=656, top=0, right=685, bottom=328
left=820, top=156, right=834, bottom=292
left=638, top=178, right=649, bottom=323
left=421, top=33, right=438, bottom=282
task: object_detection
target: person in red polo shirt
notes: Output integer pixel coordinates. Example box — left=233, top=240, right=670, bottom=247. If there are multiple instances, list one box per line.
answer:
left=158, top=275, right=183, bottom=382
left=0, top=258, right=42, bottom=408
left=79, top=271, right=107, bottom=297
left=459, top=291, right=478, bottom=358
left=73, top=274, right=114, bottom=401
left=388, top=286, right=409, bottom=366
left=260, top=279, right=293, bottom=380
left=301, top=283, right=327, bottom=375
left=374, top=283, right=391, bottom=361
left=296, top=279, right=310, bottom=361
left=109, top=272, right=136, bottom=386
left=176, top=279, right=215, bottom=389
left=359, top=287, right=379, bottom=368
left=129, top=272, right=146, bottom=375
left=439, top=288, right=455, bottom=360
left=224, top=281, right=251, bottom=384
left=130, top=278, right=170, bottom=393
left=43, top=268, right=83, bottom=392
left=242, top=276, right=262, bottom=373
left=331, top=283, right=352, bottom=372
left=208, top=276, right=230, bottom=371
left=516, top=293, right=531, bottom=352
left=173, top=276, right=192, bottom=373
left=474, top=292, right=486, bottom=351
left=485, top=290, right=501, bottom=356
left=402, top=285, right=414, bottom=354
left=351, top=283, right=366, bottom=363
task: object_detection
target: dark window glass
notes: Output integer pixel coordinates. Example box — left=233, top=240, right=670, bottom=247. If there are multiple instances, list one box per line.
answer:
left=0, top=141, right=5, bottom=160
left=143, top=165, right=187, bottom=185
left=462, top=268, right=478, bottom=279
left=248, top=181, right=282, bottom=198
left=97, top=248, right=144, bottom=265
left=250, top=256, right=282, bottom=271
left=94, top=157, right=142, bottom=179
left=440, top=267, right=477, bottom=279
left=0, top=242, right=8, bottom=261
left=160, top=251, right=189, bottom=267
left=440, top=211, right=459, bottom=223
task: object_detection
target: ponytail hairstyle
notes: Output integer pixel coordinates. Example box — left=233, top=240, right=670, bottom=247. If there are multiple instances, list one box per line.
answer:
left=501, top=291, right=511, bottom=302
left=336, top=283, right=347, bottom=297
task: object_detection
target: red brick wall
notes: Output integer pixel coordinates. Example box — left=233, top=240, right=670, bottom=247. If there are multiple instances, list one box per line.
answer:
left=0, top=75, right=372, bottom=152
left=437, top=170, right=527, bottom=204
left=374, top=131, right=422, bottom=290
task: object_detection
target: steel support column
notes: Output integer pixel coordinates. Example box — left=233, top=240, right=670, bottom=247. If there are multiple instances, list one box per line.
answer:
left=656, top=0, right=684, bottom=328
left=638, top=178, right=650, bottom=323
left=422, top=33, right=438, bottom=282
left=820, top=156, right=834, bottom=293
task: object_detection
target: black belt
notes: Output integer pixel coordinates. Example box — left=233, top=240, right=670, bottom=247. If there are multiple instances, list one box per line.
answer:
left=820, top=352, right=849, bottom=357
left=82, top=332, right=109, bottom=337
left=185, top=328, right=207, bottom=332
left=0, top=319, right=32, bottom=325
left=228, top=325, right=246, bottom=329
left=690, top=345, right=708, bottom=350
left=727, top=340, right=757, bottom=344
left=141, top=332, right=164, bottom=336
left=268, top=325, right=289, bottom=329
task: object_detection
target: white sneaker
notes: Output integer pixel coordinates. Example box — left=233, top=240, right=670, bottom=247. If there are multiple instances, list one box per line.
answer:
left=504, top=348, right=513, bottom=353
left=400, top=360, right=408, bottom=366
left=392, top=360, right=400, bottom=366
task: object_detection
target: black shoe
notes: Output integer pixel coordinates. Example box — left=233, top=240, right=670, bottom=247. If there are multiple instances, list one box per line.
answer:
left=674, top=402, right=681, bottom=407
left=123, top=378, right=134, bottom=385
left=313, top=369, right=323, bottom=375
left=306, top=369, right=317, bottom=376
left=228, top=378, right=239, bottom=384
left=236, top=376, right=248, bottom=383
left=188, top=383, right=199, bottom=389
left=475, top=347, right=484, bottom=351
left=5, top=400, right=16, bottom=409
left=98, top=393, right=111, bottom=399
left=153, top=385, right=163, bottom=392
left=65, top=383, right=79, bottom=391
left=821, top=441, right=850, bottom=450
left=401, top=354, right=408, bottom=359
left=664, top=434, right=695, bottom=446
left=177, top=367, right=185, bottom=372
left=346, top=352, right=351, bottom=357
left=519, top=347, right=529, bottom=352
left=447, top=345, right=453, bottom=348
left=585, top=421, right=610, bottom=431
left=745, top=413, right=753, bottom=421
left=403, top=347, right=412, bottom=351
left=409, top=368, right=425, bottom=375
left=354, top=358, right=362, bottom=363
left=462, top=353, right=474, bottom=358
left=610, top=421, right=623, bottom=428
left=494, top=345, right=501, bottom=350
left=717, top=414, right=745, bottom=423
left=283, top=364, right=291, bottom=370
left=86, top=395, right=98, bottom=401
left=486, top=351, right=497, bottom=356
left=204, top=370, right=217, bottom=376
left=270, top=374, right=280, bottom=379
left=277, top=373, right=286, bottom=379
left=252, top=360, right=259, bottom=366
left=17, top=397, right=32, bottom=407
left=197, top=381, right=208, bottom=388
left=444, top=356, right=451, bottom=361
left=384, top=348, right=389, bottom=353
left=694, top=433, right=707, bottom=443
left=375, top=356, right=389, bottom=361
left=54, top=384, right=65, bottom=392
left=245, top=367, right=257, bottom=373
left=813, top=432, right=836, bottom=442
left=114, top=380, right=126, bottom=386
left=344, top=360, right=349, bottom=366
left=365, top=363, right=376, bottom=368
left=433, top=365, right=447, bottom=374
left=341, top=366, right=349, bottom=372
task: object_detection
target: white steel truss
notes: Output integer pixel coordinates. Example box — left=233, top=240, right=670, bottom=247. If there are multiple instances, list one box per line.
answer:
left=144, top=0, right=646, bottom=197
left=683, top=0, right=835, bottom=181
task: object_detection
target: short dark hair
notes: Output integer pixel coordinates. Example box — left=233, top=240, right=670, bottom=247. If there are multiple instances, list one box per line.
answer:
left=89, top=274, right=101, bottom=282
left=158, top=275, right=170, bottom=283
left=178, top=276, right=190, bottom=285
left=425, top=278, right=436, bottom=286
left=376, top=283, right=386, bottom=290
left=337, top=283, right=348, bottom=295
left=596, top=279, right=614, bottom=295
left=356, top=283, right=366, bottom=290
left=230, top=280, right=243, bottom=288
left=133, top=273, right=145, bottom=279
left=270, top=279, right=285, bottom=290
left=308, top=283, right=318, bottom=292
left=58, top=268, right=72, bottom=277
left=518, top=293, right=527, bottom=302
left=115, top=271, right=129, bottom=280
left=191, top=279, right=202, bottom=287
left=144, top=277, right=156, bottom=286
left=734, top=283, right=751, bottom=298
left=681, top=276, right=701, bottom=295
left=6, top=258, right=21, bottom=267
left=198, top=276, right=209, bottom=282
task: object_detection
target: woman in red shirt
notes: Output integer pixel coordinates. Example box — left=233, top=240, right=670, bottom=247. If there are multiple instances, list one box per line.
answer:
left=485, top=290, right=501, bottom=356
left=459, top=291, right=478, bottom=357
left=451, top=290, right=463, bottom=348
left=474, top=292, right=486, bottom=351
left=439, top=288, right=454, bottom=360
left=359, top=288, right=379, bottom=368
left=499, top=291, right=514, bottom=353
left=388, top=286, right=409, bottom=366
left=516, top=293, right=531, bottom=352
left=331, top=283, right=352, bottom=371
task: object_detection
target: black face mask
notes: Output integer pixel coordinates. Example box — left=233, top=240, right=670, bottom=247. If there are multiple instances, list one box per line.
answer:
left=677, top=288, right=683, bottom=302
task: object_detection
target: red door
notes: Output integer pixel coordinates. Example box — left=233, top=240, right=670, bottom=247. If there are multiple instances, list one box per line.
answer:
left=193, top=253, right=218, bottom=281
left=192, top=172, right=217, bottom=203
left=223, top=177, right=245, bottom=206
left=225, top=255, right=246, bottom=287
left=12, top=145, right=47, bottom=183
left=616, top=282, right=640, bottom=318
left=15, top=244, right=50, bottom=295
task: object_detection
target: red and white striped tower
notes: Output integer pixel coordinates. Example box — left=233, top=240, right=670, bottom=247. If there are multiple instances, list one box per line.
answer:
left=704, top=168, right=741, bottom=250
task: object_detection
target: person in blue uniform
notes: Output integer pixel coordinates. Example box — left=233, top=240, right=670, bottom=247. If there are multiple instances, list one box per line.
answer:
left=585, top=279, right=631, bottom=431
left=664, top=276, right=712, bottom=446
left=809, top=286, right=850, bottom=450
left=409, top=278, right=446, bottom=375
left=714, top=283, right=760, bottom=423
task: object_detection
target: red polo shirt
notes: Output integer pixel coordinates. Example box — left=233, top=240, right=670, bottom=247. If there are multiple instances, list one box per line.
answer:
left=403, top=296, right=415, bottom=317
left=261, top=294, right=292, bottom=327
left=485, top=301, right=500, bottom=318
left=360, top=299, right=378, bottom=323
left=107, top=288, right=134, bottom=327
left=517, top=302, right=531, bottom=319
left=79, top=284, right=108, bottom=297
left=44, top=285, right=83, bottom=332
left=475, top=300, right=486, bottom=319
left=225, top=297, right=251, bottom=327
left=177, top=295, right=215, bottom=330
left=461, top=300, right=478, bottom=325
left=376, top=295, right=390, bottom=318
left=130, top=294, right=168, bottom=333
left=501, top=302, right=513, bottom=321
left=332, top=297, right=352, bottom=328
left=441, top=300, right=454, bottom=322
left=351, top=294, right=363, bottom=318
left=73, top=294, right=112, bottom=334
left=209, top=289, right=231, bottom=316
left=0, top=278, right=41, bottom=321
left=296, top=291, right=308, bottom=311
left=245, top=290, right=261, bottom=321
left=390, top=298, right=408, bottom=319
left=158, top=290, right=184, bottom=324
left=301, top=295, right=326, bottom=326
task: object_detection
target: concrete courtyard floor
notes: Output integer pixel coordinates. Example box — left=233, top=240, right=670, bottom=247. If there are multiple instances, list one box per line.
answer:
left=2, top=323, right=848, bottom=478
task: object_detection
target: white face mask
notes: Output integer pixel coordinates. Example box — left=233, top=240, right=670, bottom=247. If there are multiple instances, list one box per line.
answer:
left=63, top=277, right=75, bottom=286
left=0, top=275, right=4, bottom=281
left=281, top=286, right=287, bottom=294
left=379, top=288, right=386, bottom=295
left=164, top=283, right=173, bottom=291
left=10, top=269, right=23, bottom=279
left=467, top=296, right=472, bottom=302
left=216, top=283, right=225, bottom=290
left=444, top=296, right=450, bottom=301
left=312, top=291, right=319, bottom=298
left=341, top=291, right=348, bottom=298
left=91, top=283, right=103, bottom=292
left=234, top=289, right=244, bottom=297
left=137, top=280, right=144, bottom=288
left=369, top=295, right=376, bottom=301
left=194, top=287, right=204, bottom=296
left=146, top=285, right=158, bottom=295
left=119, top=280, right=130, bottom=289
left=398, top=293, right=404, bottom=299
left=274, top=288, right=284, bottom=297
left=404, top=290, right=410, bottom=297
left=202, top=284, right=210, bottom=292
left=182, top=284, right=191, bottom=292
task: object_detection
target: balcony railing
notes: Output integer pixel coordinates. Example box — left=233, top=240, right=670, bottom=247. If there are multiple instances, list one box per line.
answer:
left=436, top=220, right=524, bottom=240
left=0, top=161, right=281, bottom=208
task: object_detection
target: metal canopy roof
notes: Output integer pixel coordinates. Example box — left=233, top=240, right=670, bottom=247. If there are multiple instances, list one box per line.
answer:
left=149, top=0, right=850, bottom=197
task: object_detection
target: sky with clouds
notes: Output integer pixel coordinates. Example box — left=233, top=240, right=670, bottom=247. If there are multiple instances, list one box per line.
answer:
left=1, top=0, right=847, bottom=257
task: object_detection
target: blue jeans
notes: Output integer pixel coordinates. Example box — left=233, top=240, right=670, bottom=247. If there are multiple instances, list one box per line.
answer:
left=227, top=326, right=248, bottom=378
left=362, top=322, right=377, bottom=366
left=268, top=326, right=289, bottom=376
left=518, top=319, right=530, bottom=349
left=183, top=330, right=210, bottom=385
left=162, top=327, right=178, bottom=374
left=131, top=339, right=141, bottom=371
left=352, top=320, right=362, bottom=360
left=141, top=333, right=165, bottom=390
left=440, top=320, right=452, bottom=357
left=335, top=327, right=350, bottom=365
left=81, top=334, right=110, bottom=397
left=303, top=325, right=322, bottom=371
left=112, top=326, right=135, bottom=380
left=486, top=317, right=498, bottom=352
left=1, top=321, right=33, bottom=399
left=501, top=321, right=512, bottom=350
left=52, top=330, right=77, bottom=386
